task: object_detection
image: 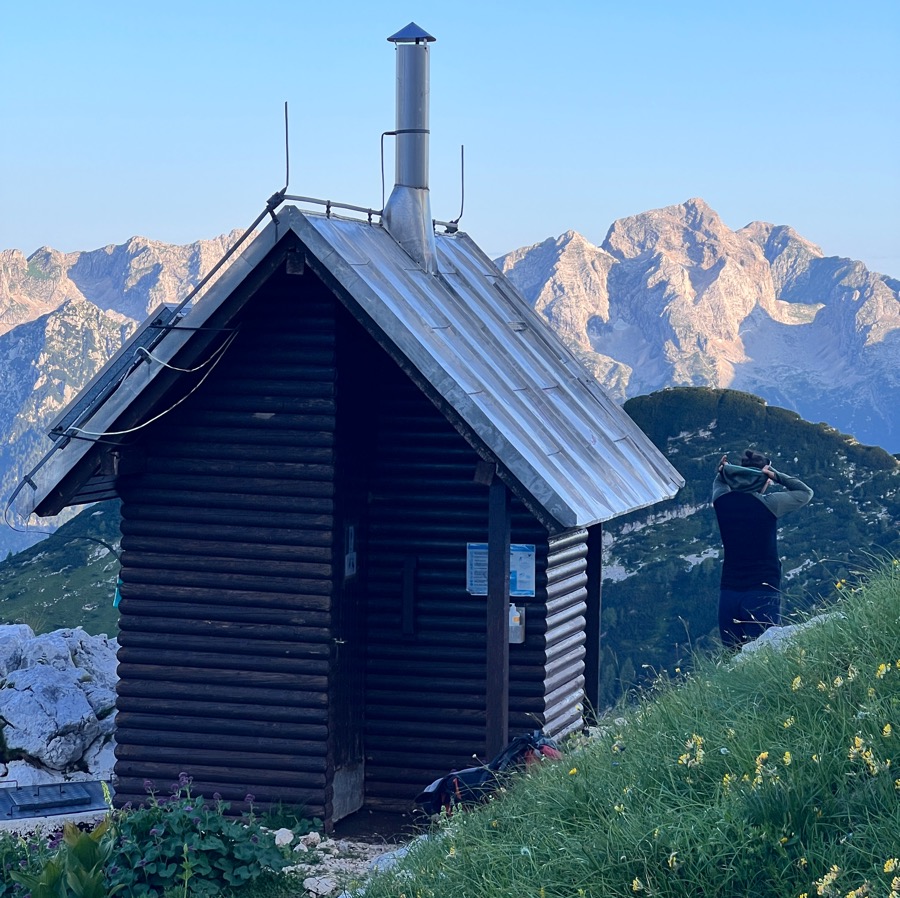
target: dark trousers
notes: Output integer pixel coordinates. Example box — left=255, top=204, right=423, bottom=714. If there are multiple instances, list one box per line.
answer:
left=718, top=587, right=781, bottom=648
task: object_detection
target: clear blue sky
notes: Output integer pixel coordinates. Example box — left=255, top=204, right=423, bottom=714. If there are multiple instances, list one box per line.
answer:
left=1, top=1, right=898, bottom=275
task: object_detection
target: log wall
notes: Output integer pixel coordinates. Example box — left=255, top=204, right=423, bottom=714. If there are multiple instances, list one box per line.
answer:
left=115, top=269, right=337, bottom=819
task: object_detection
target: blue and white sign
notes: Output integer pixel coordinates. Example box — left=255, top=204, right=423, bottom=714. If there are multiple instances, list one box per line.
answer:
left=466, top=543, right=536, bottom=597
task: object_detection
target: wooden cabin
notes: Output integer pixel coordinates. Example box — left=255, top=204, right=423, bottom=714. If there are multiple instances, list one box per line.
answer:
left=20, top=25, right=682, bottom=828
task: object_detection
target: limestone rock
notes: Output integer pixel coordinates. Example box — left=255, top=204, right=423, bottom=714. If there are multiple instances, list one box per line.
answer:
left=303, top=875, right=338, bottom=896
left=0, top=665, right=101, bottom=769
left=0, top=624, right=35, bottom=675
left=0, top=624, right=118, bottom=779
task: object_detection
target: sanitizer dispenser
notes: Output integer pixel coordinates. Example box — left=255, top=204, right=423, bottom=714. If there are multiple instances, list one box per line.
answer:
left=508, top=603, right=525, bottom=644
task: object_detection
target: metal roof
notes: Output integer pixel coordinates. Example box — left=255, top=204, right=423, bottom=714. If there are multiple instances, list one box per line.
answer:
left=22, top=205, right=682, bottom=531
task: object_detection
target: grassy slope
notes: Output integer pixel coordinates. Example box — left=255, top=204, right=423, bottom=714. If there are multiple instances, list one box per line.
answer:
left=0, top=500, right=121, bottom=636
left=361, top=562, right=900, bottom=897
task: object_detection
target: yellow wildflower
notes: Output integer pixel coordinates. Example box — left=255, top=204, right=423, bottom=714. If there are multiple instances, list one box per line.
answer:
left=817, top=681, right=828, bottom=692
left=783, top=751, right=792, bottom=766
left=844, top=884, right=870, bottom=898
left=667, top=851, right=678, bottom=869
left=833, top=676, right=844, bottom=688
left=886, top=858, right=900, bottom=873
left=884, top=724, right=893, bottom=738
left=632, top=878, right=644, bottom=893
left=877, top=663, right=891, bottom=679
left=814, top=863, right=840, bottom=895
left=812, top=754, right=820, bottom=763
left=792, top=676, right=803, bottom=691
left=784, top=716, right=796, bottom=728
left=614, top=803, right=625, bottom=813
left=677, top=733, right=705, bottom=768
left=569, top=767, right=578, bottom=775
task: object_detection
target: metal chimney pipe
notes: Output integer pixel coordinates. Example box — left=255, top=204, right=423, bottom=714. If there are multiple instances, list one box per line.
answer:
left=383, top=23, right=438, bottom=274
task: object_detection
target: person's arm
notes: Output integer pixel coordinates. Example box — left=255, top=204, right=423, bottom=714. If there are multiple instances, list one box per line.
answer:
left=760, top=467, right=814, bottom=517
left=711, top=454, right=730, bottom=503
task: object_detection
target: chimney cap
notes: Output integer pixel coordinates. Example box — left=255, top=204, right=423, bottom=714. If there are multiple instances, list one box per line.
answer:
left=387, top=22, right=436, bottom=43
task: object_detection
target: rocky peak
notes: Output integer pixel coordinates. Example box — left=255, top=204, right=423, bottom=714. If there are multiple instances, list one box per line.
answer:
left=67, top=229, right=244, bottom=321
left=0, top=248, right=85, bottom=337
left=739, top=221, right=824, bottom=299
left=603, top=198, right=744, bottom=266
left=498, top=198, right=900, bottom=451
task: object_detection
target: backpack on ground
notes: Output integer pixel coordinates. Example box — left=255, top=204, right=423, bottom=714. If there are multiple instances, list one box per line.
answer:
left=414, top=730, right=562, bottom=817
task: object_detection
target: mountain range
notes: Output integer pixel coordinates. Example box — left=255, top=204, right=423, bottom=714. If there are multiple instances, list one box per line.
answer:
left=0, top=231, right=241, bottom=555
left=1, top=199, right=898, bottom=561
left=497, top=198, right=900, bottom=451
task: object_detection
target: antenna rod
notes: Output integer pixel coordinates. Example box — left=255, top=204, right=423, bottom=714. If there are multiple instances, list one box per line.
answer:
left=452, top=144, right=465, bottom=225
left=283, top=101, right=290, bottom=191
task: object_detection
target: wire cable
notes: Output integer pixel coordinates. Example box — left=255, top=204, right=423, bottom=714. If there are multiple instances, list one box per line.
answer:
left=66, top=329, right=239, bottom=438
left=133, top=328, right=236, bottom=373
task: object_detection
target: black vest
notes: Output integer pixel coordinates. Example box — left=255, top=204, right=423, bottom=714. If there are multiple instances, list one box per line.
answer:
left=713, top=491, right=781, bottom=591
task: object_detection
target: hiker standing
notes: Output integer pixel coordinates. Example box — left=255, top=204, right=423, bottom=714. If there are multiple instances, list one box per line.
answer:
left=712, top=449, right=813, bottom=648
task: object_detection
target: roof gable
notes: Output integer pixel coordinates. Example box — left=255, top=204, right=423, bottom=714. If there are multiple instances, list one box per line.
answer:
left=23, top=206, right=682, bottom=530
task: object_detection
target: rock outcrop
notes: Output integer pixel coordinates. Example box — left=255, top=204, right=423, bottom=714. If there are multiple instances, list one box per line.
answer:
left=0, top=624, right=117, bottom=786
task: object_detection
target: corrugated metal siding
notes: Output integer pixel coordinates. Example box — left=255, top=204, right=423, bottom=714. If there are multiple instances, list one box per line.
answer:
left=354, top=331, right=577, bottom=811
left=542, top=530, right=589, bottom=737
left=114, top=272, right=336, bottom=818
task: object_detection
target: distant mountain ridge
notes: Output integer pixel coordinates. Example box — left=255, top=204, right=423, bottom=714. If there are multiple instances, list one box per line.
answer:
left=0, top=232, right=242, bottom=554
left=1, top=200, right=897, bottom=557
left=0, top=232, right=242, bottom=335
left=498, top=198, right=900, bottom=452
